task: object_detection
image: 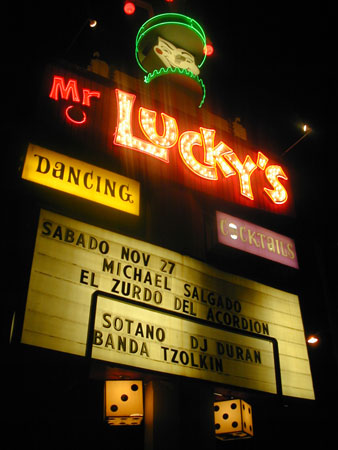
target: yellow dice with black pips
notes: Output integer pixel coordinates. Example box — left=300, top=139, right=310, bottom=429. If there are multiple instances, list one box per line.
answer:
left=104, top=380, right=143, bottom=426
left=214, top=399, right=253, bottom=440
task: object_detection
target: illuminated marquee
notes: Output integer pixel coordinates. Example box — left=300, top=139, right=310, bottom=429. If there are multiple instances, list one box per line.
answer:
left=21, top=210, right=314, bottom=399
left=48, top=74, right=289, bottom=206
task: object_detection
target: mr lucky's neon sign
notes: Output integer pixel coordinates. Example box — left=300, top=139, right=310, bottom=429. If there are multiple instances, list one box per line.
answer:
left=49, top=75, right=288, bottom=205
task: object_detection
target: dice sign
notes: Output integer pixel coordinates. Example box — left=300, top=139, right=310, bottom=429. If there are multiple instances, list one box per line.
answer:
left=214, top=399, right=253, bottom=439
left=104, top=380, right=143, bottom=426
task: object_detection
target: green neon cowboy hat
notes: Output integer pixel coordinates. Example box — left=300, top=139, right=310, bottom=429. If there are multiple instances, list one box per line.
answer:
left=135, top=13, right=207, bottom=74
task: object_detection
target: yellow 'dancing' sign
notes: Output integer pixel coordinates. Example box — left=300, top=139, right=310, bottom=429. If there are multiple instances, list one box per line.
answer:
left=22, top=143, right=140, bottom=215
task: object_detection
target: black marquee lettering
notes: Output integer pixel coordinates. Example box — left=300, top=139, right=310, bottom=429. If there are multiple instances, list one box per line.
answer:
left=161, top=346, right=169, bottom=360
left=89, top=237, right=98, bottom=250
left=179, top=351, right=189, bottom=365
left=143, top=271, right=152, bottom=285
left=140, top=343, right=149, bottom=357
left=102, top=313, right=112, bottom=328
left=184, top=284, right=191, bottom=297
left=111, top=278, right=120, bottom=293
left=114, top=317, right=123, bottom=332
left=156, top=328, right=165, bottom=342
left=52, top=225, right=63, bottom=240
left=76, top=233, right=85, bottom=247
left=254, top=350, right=261, bottom=364
left=42, top=221, right=52, bottom=236
left=121, top=246, right=130, bottom=261
left=102, top=258, right=114, bottom=273
left=171, top=348, right=179, bottom=363
left=105, top=334, right=114, bottom=349
left=129, top=339, right=138, bottom=354
left=118, top=336, right=126, bottom=352
left=93, top=330, right=103, bottom=346
left=199, top=354, right=208, bottom=369
left=99, top=241, right=109, bottom=254
left=132, top=285, right=141, bottom=299
left=65, top=228, right=74, bottom=243
left=135, top=323, right=144, bottom=338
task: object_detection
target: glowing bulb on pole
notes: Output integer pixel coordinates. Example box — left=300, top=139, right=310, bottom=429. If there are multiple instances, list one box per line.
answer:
left=204, top=44, right=214, bottom=56
left=124, top=2, right=136, bottom=15
left=307, top=335, right=319, bottom=344
left=282, top=124, right=312, bottom=156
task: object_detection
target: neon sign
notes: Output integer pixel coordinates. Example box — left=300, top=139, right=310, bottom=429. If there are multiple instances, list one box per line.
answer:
left=48, top=75, right=289, bottom=206
left=135, top=13, right=207, bottom=107
left=113, top=89, right=288, bottom=205
left=114, top=89, right=177, bottom=162
left=49, top=75, right=101, bottom=124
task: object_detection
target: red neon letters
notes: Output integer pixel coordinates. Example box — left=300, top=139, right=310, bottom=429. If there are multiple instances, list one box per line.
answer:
left=49, top=76, right=101, bottom=124
left=48, top=76, right=289, bottom=205
left=114, top=89, right=289, bottom=205
left=49, top=76, right=81, bottom=102
left=114, top=90, right=176, bottom=162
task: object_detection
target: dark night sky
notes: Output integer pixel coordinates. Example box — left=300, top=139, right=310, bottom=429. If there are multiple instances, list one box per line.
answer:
left=3, top=0, right=337, bottom=407
left=5, top=0, right=335, bottom=150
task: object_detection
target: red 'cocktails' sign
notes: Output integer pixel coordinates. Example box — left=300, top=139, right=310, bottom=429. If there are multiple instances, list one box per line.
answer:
left=216, top=211, right=299, bottom=268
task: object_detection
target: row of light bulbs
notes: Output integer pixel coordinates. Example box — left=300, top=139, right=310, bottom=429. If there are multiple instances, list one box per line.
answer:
left=114, top=89, right=289, bottom=204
